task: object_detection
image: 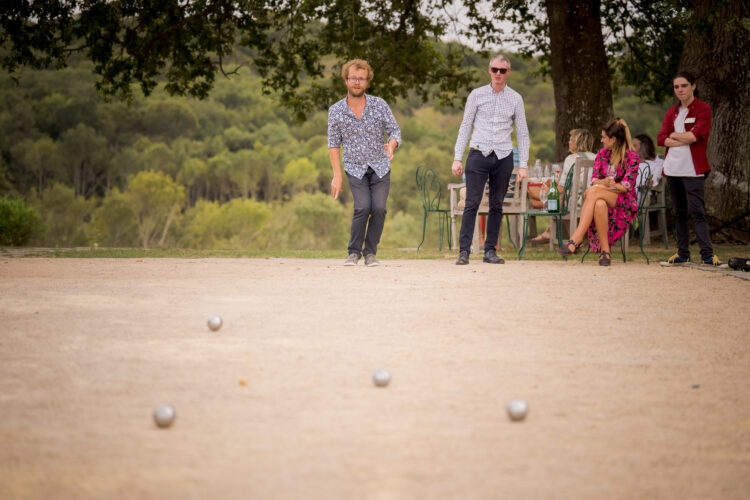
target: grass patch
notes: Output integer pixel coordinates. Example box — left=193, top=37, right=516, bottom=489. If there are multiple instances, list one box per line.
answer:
left=2, top=242, right=745, bottom=263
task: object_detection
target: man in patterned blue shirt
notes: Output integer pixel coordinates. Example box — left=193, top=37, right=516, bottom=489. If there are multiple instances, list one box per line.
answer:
left=452, top=54, right=530, bottom=265
left=328, top=59, right=401, bottom=267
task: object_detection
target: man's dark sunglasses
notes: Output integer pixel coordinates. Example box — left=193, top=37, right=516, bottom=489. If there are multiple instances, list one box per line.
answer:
left=490, top=67, right=509, bottom=74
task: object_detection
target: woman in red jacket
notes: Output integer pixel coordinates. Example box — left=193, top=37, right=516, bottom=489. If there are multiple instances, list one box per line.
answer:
left=657, top=71, right=727, bottom=267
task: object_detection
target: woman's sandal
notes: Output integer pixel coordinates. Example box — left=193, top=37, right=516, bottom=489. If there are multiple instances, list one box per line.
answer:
left=531, top=234, right=550, bottom=247
left=599, top=251, right=611, bottom=267
left=557, top=239, right=582, bottom=256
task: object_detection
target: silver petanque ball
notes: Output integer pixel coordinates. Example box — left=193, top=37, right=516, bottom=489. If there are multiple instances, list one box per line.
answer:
left=207, top=315, right=223, bottom=331
left=507, top=399, right=528, bottom=421
left=372, top=369, right=391, bottom=387
left=153, top=405, right=176, bottom=428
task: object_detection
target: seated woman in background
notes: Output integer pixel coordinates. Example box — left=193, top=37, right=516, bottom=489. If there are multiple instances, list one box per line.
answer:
left=557, top=118, right=640, bottom=266
left=529, top=128, right=596, bottom=245
left=633, top=133, right=664, bottom=189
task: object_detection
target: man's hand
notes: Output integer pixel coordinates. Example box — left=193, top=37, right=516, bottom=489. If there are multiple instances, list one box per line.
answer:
left=384, top=143, right=394, bottom=161
left=452, top=160, right=463, bottom=176
left=517, top=167, right=528, bottom=181
left=331, top=175, right=343, bottom=199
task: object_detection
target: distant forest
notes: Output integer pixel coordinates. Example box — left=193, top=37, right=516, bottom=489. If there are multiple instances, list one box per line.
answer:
left=0, top=47, right=669, bottom=250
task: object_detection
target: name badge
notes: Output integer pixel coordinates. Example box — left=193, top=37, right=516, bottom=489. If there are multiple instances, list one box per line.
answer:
left=685, top=117, right=696, bottom=124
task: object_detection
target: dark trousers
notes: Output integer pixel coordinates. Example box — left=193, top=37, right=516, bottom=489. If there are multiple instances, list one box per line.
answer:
left=459, top=150, right=514, bottom=253
left=346, top=168, right=390, bottom=257
left=666, top=175, right=714, bottom=261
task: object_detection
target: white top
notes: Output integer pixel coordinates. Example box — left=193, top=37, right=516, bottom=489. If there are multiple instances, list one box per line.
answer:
left=454, top=84, right=530, bottom=168
left=637, top=156, right=665, bottom=189
left=562, top=151, right=596, bottom=187
left=662, top=107, right=701, bottom=178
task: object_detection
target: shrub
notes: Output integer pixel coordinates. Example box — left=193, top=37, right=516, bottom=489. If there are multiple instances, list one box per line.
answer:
left=0, top=197, right=44, bottom=246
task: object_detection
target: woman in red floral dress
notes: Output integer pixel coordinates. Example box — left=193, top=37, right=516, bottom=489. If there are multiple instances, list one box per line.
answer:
left=557, top=118, right=639, bottom=266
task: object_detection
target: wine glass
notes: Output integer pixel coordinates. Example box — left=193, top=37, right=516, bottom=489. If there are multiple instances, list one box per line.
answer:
left=532, top=163, right=541, bottom=179
left=606, top=165, right=617, bottom=180
left=552, top=163, right=562, bottom=183
left=538, top=188, right=548, bottom=211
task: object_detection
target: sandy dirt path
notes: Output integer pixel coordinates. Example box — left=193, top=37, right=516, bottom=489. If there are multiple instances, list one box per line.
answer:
left=1, top=257, right=749, bottom=499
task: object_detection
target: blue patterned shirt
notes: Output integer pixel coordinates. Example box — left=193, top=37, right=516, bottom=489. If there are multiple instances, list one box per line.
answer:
left=327, top=94, right=401, bottom=179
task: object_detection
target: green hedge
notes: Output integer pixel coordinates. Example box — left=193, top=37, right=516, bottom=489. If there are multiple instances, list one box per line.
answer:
left=0, top=197, right=44, bottom=246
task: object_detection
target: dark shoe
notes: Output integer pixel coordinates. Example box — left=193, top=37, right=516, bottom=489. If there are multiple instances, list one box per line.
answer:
left=364, top=254, right=380, bottom=267
left=557, top=239, right=582, bottom=256
left=483, top=248, right=505, bottom=264
left=701, top=255, right=728, bottom=268
left=455, top=251, right=469, bottom=265
left=598, top=251, right=611, bottom=267
left=728, top=257, right=750, bottom=271
left=660, top=253, right=690, bottom=267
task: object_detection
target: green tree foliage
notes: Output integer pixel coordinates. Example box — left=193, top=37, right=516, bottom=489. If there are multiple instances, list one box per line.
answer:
left=0, top=196, right=44, bottom=246
left=262, top=192, right=349, bottom=250
left=87, top=188, right=138, bottom=247
left=0, top=159, right=15, bottom=196
left=282, top=158, right=318, bottom=195
left=10, top=136, right=60, bottom=194
left=28, top=183, right=95, bottom=246
left=181, top=198, right=270, bottom=249
left=126, top=170, right=185, bottom=248
left=0, top=0, right=477, bottom=119
left=58, top=123, right=109, bottom=197
left=0, top=36, right=681, bottom=249
left=141, top=101, right=199, bottom=141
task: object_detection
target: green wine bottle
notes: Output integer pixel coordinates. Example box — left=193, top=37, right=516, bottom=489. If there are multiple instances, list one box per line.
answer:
left=547, top=178, right=559, bottom=213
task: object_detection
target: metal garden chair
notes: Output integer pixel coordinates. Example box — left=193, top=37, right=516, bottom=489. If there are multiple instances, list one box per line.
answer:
left=518, top=166, right=575, bottom=260
left=637, top=161, right=670, bottom=248
left=416, top=165, right=451, bottom=251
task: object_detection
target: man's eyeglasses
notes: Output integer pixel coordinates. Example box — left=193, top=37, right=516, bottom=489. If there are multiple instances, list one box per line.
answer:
left=490, top=67, right=509, bottom=74
left=347, top=77, right=369, bottom=83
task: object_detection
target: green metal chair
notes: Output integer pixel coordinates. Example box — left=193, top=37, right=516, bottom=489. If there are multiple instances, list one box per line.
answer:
left=416, top=165, right=451, bottom=251
left=637, top=161, right=670, bottom=248
left=518, top=167, right=575, bottom=260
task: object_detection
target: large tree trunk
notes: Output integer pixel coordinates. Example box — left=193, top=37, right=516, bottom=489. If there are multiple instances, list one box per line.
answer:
left=680, top=0, right=750, bottom=229
left=545, top=0, right=613, bottom=161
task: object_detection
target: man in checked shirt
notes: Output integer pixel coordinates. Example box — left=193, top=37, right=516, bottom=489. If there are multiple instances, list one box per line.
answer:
left=452, top=54, right=530, bottom=265
left=328, top=59, right=401, bottom=267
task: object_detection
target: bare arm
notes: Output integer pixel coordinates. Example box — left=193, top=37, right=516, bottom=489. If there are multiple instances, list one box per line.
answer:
left=384, top=139, right=398, bottom=161
left=329, top=148, right=343, bottom=199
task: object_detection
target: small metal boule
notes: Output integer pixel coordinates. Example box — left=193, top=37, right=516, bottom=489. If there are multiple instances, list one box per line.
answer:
left=207, top=315, right=222, bottom=331
left=372, top=369, right=391, bottom=387
left=153, top=405, right=176, bottom=428
left=507, top=399, right=528, bottom=421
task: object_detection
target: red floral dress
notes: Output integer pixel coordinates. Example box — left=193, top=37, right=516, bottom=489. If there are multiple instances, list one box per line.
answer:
left=587, top=148, right=640, bottom=253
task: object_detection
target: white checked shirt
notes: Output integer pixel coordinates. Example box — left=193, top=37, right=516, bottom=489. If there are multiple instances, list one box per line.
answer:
left=454, top=84, right=530, bottom=168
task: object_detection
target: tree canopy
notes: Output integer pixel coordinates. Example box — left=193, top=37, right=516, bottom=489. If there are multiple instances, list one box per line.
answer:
left=1, top=0, right=481, bottom=120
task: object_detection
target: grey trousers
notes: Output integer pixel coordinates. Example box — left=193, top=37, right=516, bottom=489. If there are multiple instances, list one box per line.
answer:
left=346, top=168, right=390, bottom=257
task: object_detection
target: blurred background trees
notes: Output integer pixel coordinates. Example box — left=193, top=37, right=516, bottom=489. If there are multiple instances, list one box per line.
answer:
left=1, top=1, right=746, bottom=248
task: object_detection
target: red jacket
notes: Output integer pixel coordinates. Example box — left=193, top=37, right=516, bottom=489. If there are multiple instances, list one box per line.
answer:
left=657, top=98, right=712, bottom=175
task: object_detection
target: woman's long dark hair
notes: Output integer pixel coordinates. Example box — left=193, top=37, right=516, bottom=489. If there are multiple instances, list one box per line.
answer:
left=635, top=134, right=656, bottom=160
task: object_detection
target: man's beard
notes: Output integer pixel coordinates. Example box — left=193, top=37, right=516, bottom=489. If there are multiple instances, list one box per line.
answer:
left=349, top=88, right=365, bottom=97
